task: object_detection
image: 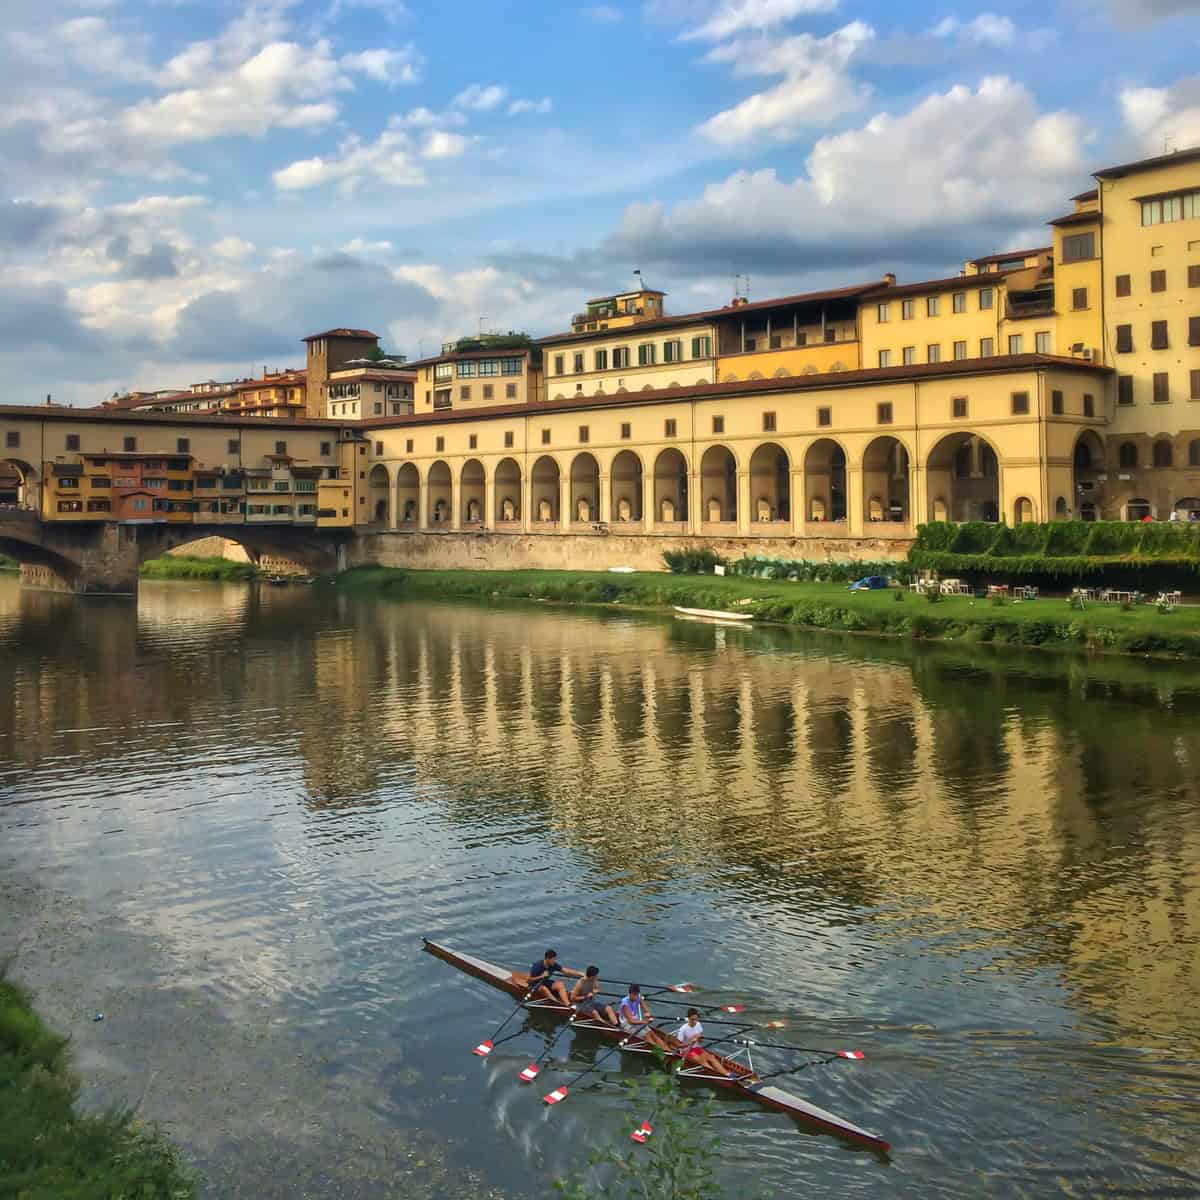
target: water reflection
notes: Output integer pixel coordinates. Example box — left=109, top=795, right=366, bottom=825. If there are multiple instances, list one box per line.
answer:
left=2, top=576, right=1199, bottom=1197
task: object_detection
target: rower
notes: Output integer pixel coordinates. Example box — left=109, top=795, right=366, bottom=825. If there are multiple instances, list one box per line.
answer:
left=618, top=983, right=653, bottom=1033
left=570, top=965, right=618, bottom=1025
left=673, top=1008, right=733, bottom=1077
left=527, top=949, right=580, bottom=1005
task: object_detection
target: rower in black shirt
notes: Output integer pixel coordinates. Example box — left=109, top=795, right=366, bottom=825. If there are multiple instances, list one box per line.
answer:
left=526, top=948, right=580, bottom=1005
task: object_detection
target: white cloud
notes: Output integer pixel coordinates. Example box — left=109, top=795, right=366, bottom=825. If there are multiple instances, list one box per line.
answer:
left=340, top=45, right=422, bottom=86
left=273, top=124, right=426, bottom=192
left=507, top=97, right=553, bottom=116
left=929, top=13, right=1055, bottom=50
left=342, top=237, right=393, bottom=254
left=614, top=77, right=1086, bottom=273
left=679, top=0, right=839, bottom=42
left=421, top=130, right=469, bottom=158
left=212, top=236, right=256, bottom=260
left=696, top=22, right=875, bottom=145
left=453, top=83, right=508, bottom=111
left=1120, top=79, right=1200, bottom=155
left=326, top=0, right=410, bottom=23
left=582, top=4, right=624, bottom=21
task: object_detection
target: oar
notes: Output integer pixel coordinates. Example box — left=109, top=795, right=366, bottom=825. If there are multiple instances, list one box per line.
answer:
left=604, top=978, right=697, bottom=994
left=471, top=988, right=538, bottom=1057
left=601, top=991, right=749, bottom=1015
left=518, top=1010, right=576, bottom=1083
left=542, top=1018, right=673, bottom=1106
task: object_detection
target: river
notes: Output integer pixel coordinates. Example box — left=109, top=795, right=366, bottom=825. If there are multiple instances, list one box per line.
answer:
left=1, top=573, right=1198, bottom=1198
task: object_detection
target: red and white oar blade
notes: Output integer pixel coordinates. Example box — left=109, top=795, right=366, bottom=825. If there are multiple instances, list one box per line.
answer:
left=543, top=1087, right=569, bottom=1105
left=721, top=1005, right=746, bottom=1014
left=837, top=1049, right=865, bottom=1060
left=630, top=1120, right=653, bottom=1144
left=765, top=1020, right=787, bottom=1029
left=519, top=1063, right=540, bottom=1082
left=669, top=983, right=695, bottom=993
left=472, top=1039, right=494, bottom=1057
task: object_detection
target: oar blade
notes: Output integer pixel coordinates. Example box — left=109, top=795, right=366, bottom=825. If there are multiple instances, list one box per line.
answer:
left=472, top=1039, right=494, bottom=1057
left=543, top=1087, right=569, bottom=1105
left=630, top=1120, right=653, bottom=1144
left=668, top=983, right=695, bottom=993
left=721, top=1004, right=746, bottom=1014
left=837, top=1049, right=865, bottom=1060
left=765, top=1020, right=787, bottom=1029
left=519, top=1062, right=540, bottom=1082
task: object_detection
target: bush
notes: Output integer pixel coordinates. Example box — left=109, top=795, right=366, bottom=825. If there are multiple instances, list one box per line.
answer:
left=662, top=549, right=725, bottom=575
left=728, top=556, right=912, bottom=584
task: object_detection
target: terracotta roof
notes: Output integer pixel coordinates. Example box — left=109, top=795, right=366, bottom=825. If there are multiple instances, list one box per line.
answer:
left=1071, top=188, right=1099, bottom=202
left=861, top=273, right=1004, bottom=300
left=301, top=327, right=378, bottom=342
left=356, top=353, right=1109, bottom=431
left=405, top=347, right=535, bottom=368
left=539, top=280, right=882, bottom=346
left=325, top=370, right=416, bottom=384
left=584, top=289, right=666, bottom=303
left=1093, top=145, right=1200, bottom=180
left=966, top=247, right=1051, bottom=266
left=1049, top=211, right=1100, bottom=227
left=0, top=405, right=347, bottom=429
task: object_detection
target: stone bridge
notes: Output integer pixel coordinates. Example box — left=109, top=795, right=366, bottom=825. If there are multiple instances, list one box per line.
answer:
left=0, top=509, right=349, bottom=596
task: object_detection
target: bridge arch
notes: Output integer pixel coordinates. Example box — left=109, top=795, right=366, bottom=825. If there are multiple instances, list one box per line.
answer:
left=0, top=458, right=39, bottom=511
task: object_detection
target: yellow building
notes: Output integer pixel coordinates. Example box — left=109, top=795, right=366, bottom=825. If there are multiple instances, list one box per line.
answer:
left=408, top=342, right=542, bottom=414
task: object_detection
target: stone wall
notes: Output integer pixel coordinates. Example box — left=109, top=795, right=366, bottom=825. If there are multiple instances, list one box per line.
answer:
left=166, top=536, right=251, bottom=563
left=350, top=530, right=913, bottom=573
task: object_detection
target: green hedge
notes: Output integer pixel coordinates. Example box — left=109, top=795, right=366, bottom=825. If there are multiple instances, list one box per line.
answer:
left=728, top=555, right=913, bottom=583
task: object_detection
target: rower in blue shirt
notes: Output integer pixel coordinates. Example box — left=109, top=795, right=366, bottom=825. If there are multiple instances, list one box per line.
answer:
left=526, top=948, right=581, bottom=1005
left=618, top=983, right=653, bottom=1032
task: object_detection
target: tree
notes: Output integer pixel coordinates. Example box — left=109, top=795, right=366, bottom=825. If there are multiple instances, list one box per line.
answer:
left=554, top=1062, right=723, bottom=1200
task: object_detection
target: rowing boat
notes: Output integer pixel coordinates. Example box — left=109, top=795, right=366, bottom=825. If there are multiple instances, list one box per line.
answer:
left=423, top=937, right=890, bottom=1153
left=671, top=606, right=754, bottom=622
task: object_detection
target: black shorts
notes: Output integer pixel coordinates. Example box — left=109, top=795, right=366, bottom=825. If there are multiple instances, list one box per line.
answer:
left=576, top=998, right=604, bottom=1016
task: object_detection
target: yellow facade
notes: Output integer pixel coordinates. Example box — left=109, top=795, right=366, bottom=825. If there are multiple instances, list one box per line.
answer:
left=861, top=278, right=1003, bottom=368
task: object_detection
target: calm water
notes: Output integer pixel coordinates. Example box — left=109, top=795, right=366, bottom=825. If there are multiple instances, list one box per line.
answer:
left=2, top=574, right=1199, bottom=1198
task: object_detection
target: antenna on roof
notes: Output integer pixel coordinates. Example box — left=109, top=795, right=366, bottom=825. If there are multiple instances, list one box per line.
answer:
left=633, top=267, right=647, bottom=291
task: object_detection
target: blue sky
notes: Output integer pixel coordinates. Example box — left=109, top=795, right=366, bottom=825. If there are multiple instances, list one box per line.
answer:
left=2, top=0, right=1198, bottom=404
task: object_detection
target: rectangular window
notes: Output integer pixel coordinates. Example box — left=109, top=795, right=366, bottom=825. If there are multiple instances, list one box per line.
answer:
left=691, top=335, right=712, bottom=358
left=952, top=396, right=968, bottom=419
left=460, top=386, right=471, bottom=400
left=744, top=337, right=757, bottom=352
left=1083, top=394, right=1095, bottom=417
left=980, top=337, right=994, bottom=357
left=1118, top=375, right=1134, bottom=405
left=1116, top=274, right=1131, bottom=297
left=1051, top=390, right=1064, bottom=415
left=406, top=439, right=414, bottom=452
left=482, top=384, right=494, bottom=400
left=504, top=431, right=515, bottom=448
left=571, top=353, right=583, bottom=373
left=1151, top=320, right=1169, bottom=350
left=952, top=292, right=966, bottom=314
left=763, top=411, right=776, bottom=432
left=927, top=296, right=940, bottom=317
left=979, top=288, right=994, bottom=310
left=797, top=332, right=809, bottom=347
left=228, top=439, right=240, bottom=455
left=595, top=349, right=608, bottom=371
left=500, top=357, right=523, bottom=375
left=620, top=422, right=631, bottom=440
left=878, top=349, right=891, bottom=367
left=712, top=416, right=724, bottom=434
left=434, top=388, right=451, bottom=409
left=927, top=344, right=941, bottom=363
left=1062, top=233, right=1096, bottom=261
left=1116, top=325, right=1133, bottom=353
left=64, top=433, right=80, bottom=451
left=824, top=328, right=836, bottom=344
left=612, top=347, right=630, bottom=369
left=1035, top=331, right=1050, bottom=354
left=124, top=436, right=136, bottom=452
left=817, top=406, right=831, bottom=427
left=902, top=346, right=916, bottom=365
left=275, top=441, right=287, bottom=455
left=1151, top=270, right=1166, bottom=293
left=877, top=303, right=889, bottom=323
left=1008, top=334, right=1023, bottom=355
left=436, top=436, right=445, bottom=452
left=901, top=299, right=914, bottom=320
left=1192, top=370, right=1200, bottom=400
left=1190, top=316, right=1200, bottom=346
left=664, top=339, right=682, bottom=363
left=553, top=355, right=564, bottom=375
left=664, top=418, right=677, bottom=437
left=434, top=362, right=452, bottom=382
left=1153, top=372, right=1170, bottom=403
left=542, top=429, right=551, bottom=444
left=579, top=425, right=589, bottom=443
left=1190, top=265, right=1200, bottom=288
left=877, top=402, right=893, bottom=424
left=457, top=361, right=477, bottom=378
left=953, top=340, right=967, bottom=360
left=375, top=440, right=384, bottom=456
left=1072, top=287, right=1088, bottom=310
left=637, top=343, right=656, bottom=366
left=468, top=434, right=477, bottom=450
left=1011, top=392, right=1030, bottom=415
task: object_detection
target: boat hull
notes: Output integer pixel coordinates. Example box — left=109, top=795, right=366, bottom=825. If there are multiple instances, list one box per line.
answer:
left=422, top=937, right=889, bottom=1153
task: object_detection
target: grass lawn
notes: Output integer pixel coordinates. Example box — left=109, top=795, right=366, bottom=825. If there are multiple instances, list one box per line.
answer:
left=0, top=971, right=193, bottom=1198
left=139, top=555, right=258, bottom=581
left=334, top=566, right=1200, bottom=658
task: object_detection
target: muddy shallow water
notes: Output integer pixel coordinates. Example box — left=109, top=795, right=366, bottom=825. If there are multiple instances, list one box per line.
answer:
left=2, top=576, right=1199, bottom=1198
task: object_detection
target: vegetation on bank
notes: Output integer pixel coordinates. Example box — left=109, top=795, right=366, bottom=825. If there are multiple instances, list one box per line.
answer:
left=910, top=520, right=1200, bottom=589
left=333, top=565, right=1200, bottom=658
left=0, top=970, right=194, bottom=1198
left=139, top=555, right=258, bottom=581
left=0, top=553, right=16, bottom=571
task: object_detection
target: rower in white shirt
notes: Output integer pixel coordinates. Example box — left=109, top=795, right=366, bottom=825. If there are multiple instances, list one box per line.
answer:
left=674, top=1008, right=732, bottom=1077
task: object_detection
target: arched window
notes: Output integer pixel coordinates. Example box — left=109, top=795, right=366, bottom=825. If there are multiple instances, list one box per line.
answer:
left=1126, top=498, right=1151, bottom=521
left=1153, top=441, right=1173, bottom=468
left=1118, top=442, right=1138, bottom=469
left=1074, top=442, right=1092, bottom=469
left=1190, top=439, right=1200, bottom=467
left=1055, top=496, right=1069, bottom=518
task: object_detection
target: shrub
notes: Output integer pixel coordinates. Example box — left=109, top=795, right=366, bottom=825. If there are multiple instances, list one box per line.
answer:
left=662, top=549, right=725, bottom=575
left=892, top=589, right=905, bottom=602
left=728, top=556, right=912, bottom=584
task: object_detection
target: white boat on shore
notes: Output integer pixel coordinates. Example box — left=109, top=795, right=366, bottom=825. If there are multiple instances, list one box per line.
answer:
left=672, top=605, right=754, bottom=623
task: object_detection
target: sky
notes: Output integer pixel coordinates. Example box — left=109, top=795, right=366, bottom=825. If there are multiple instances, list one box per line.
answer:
left=2, top=0, right=1199, bottom=407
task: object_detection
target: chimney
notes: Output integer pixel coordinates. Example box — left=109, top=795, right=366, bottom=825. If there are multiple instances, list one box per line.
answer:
left=883, top=273, right=896, bottom=287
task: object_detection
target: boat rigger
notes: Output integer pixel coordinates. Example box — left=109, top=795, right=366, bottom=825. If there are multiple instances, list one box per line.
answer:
left=422, top=937, right=891, bottom=1154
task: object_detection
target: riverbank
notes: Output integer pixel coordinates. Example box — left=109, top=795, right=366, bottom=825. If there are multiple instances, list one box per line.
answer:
left=0, top=554, right=16, bottom=571
left=333, top=565, right=1200, bottom=658
left=0, top=966, right=194, bottom=1198
left=140, top=555, right=258, bottom=581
